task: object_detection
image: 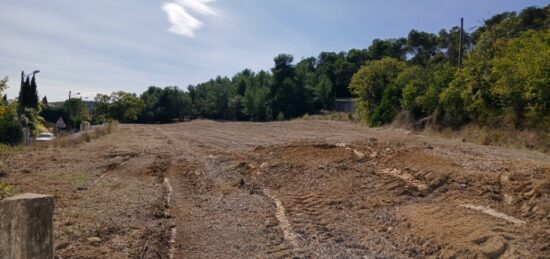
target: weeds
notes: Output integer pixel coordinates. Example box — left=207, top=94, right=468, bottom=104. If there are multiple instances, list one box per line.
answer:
left=0, top=182, right=16, bottom=199
left=51, top=121, right=118, bottom=148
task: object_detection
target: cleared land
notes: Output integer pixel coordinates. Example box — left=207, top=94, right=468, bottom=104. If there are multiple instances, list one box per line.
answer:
left=2, top=120, right=550, bottom=258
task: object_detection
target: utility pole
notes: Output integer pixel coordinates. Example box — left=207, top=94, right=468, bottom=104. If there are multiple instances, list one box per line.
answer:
left=458, top=17, right=464, bottom=68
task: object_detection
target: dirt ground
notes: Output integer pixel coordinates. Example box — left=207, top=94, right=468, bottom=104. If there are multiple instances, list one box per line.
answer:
left=2, top=120, right=549, bottom=258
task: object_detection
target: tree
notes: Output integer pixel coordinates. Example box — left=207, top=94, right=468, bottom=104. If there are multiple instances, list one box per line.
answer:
left=270, top=54, right=305, bottom=118
left=93, top=93, right=112, bottom=123
left=436, top=83, right=468, bottom=128
left=18, top=75, right=30, bottom=110
left=156, top=87, right=192, bottom=123
left=109, top=91, right=144, bottom=123
left=29, top=75, right=39, bottom=109
left=0, top=76, right=7, bottom=94
left=407, top=30, right=438, bottom=65
left=314, top=75, right=333, bottom=110
left=367, top=38, right=407, bottom=60
left=401, top=64, right=455, bottom=117
left=349, top=57, right=406, bottom=126
left=0, top=77, right=22, bottom=145
left=41, top=96, right=48, bottom=105
left=0, top=77, right=7, bottom=107
left=490, top=29, right=550, bottom=127
left=64, top=98, right=91, bottom=127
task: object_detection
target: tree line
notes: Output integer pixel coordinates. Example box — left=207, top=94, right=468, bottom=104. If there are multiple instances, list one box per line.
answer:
left=89, top=4, right=548, bottom=130
left=2, top=4, right=548, bottom=145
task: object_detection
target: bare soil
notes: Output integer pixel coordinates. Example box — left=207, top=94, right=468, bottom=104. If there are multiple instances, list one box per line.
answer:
left=2, top=120, right=549, bottom=258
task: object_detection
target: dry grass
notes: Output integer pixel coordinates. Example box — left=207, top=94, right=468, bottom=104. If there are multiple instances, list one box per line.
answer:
left=41, top=121, right=119, bottom=149
left=389, top=111, right=550, bottom=153
left=300, top=111, right=359, bottom=122
left=413, top=124, right=549, bottom=153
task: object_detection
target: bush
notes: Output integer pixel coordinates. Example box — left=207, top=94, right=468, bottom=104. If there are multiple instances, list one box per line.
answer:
left=349, top=57, right=406, bottom=126
left=436, top=84, right=469, bottom=128
left=0, top=119, right=23, bottom=145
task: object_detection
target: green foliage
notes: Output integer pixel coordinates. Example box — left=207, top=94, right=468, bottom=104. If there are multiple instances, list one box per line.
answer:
left=270, top=54, right=305, bottom=119
left=436, top=83, right=468, bottom=128
left=401, top=64, right=456, bottom=117
left=490, top=29, right=550, bottom=128
left=0, top=76, right=7, bottom=94
left=156, top=87, right=192, bottom=122
left=349, top=58, right=406, bottom=126
left=0, top=103, right=23, bottom=145
left=314, top=75, right=334, bottom=110
left=93, top=93, right=112, bottom=123
left=63, top=98, right=91, bottom=127
left=109, top=92, right=144, bottom=123
left=407, top=30, right=438, bottom=65
left=40, top=105, right=70, bottom=124
left=18, top=74, right=39, bottom=110
left=0, top=182, right=16, bottom=199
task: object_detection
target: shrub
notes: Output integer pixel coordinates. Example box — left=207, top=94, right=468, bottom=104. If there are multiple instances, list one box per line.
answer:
left=0, top=119, right=23, bottom=145
left=349, top=57, right=406, bottom=126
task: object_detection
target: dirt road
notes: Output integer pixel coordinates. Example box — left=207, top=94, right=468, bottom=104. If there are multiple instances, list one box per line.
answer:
left=3, top=120, right=550, bottom=258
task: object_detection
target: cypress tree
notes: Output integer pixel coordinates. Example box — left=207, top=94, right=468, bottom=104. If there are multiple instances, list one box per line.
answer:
left=18, top=71, right=26, bottom=108
left=29, top=75, right=39, bottom=108
left=42, top=96, right=48, bottom=105
left=22, top=76, right=30, bottom=108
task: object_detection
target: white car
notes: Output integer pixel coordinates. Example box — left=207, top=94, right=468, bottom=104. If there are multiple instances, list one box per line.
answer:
left=35, top=132, right=56, bottom=141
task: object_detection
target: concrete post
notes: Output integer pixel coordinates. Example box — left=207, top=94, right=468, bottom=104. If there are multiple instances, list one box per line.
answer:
left=1, top=193, right=54, bottom=259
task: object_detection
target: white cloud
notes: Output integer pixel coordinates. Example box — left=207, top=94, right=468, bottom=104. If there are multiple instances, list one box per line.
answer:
left=162, top=0, right=217, bottom=38
left=176, top=0, right=217, bottom=16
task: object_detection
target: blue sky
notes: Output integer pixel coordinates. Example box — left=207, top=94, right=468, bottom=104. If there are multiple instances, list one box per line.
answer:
left=1, top=0, right=547, bottom=101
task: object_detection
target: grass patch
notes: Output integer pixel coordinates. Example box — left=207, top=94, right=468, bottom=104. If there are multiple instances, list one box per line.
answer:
left=0, top=144, right=22, bottom=157
left=300, top=112, right=359, bottom=122
left=0, top=182, right=16, bottom=199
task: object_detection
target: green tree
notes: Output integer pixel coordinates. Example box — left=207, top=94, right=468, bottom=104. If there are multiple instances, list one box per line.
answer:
left=314, top=75, right=333, bottom=110
left=29, top=75, right=39, bottom=109
left=18, top=75, right=30, bottom=110
left=93, top=93, right=112, bottom=124
left=401, top=64, right=456, bottom=117
left=367, top=38, right=407, bottom=60
left=490, top=29, right=550, bottom=127
left=64, top=98, right=91, bottom=127
left=349, top=57, right=406, bottom=126
left=109, top=91, right=144, bottom=123
left=407, top=30, right=438, bottom=65
left=270, top=54, right=306, bottom=118
left=156, top=87, right=192, bottom=123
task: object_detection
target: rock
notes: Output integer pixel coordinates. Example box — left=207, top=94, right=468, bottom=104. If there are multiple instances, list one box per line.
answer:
left=479, top=236, right=507, bottom=259
left=504, top=194, right=514, bottom=205
left=88, top=236, right=101, bottom=245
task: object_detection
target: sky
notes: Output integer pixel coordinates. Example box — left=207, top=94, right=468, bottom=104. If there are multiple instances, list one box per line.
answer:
left=1, top=0, right=548, bottom=101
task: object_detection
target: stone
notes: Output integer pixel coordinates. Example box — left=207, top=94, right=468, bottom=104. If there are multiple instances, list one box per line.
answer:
left=2, top=193, right=54, bottom=259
